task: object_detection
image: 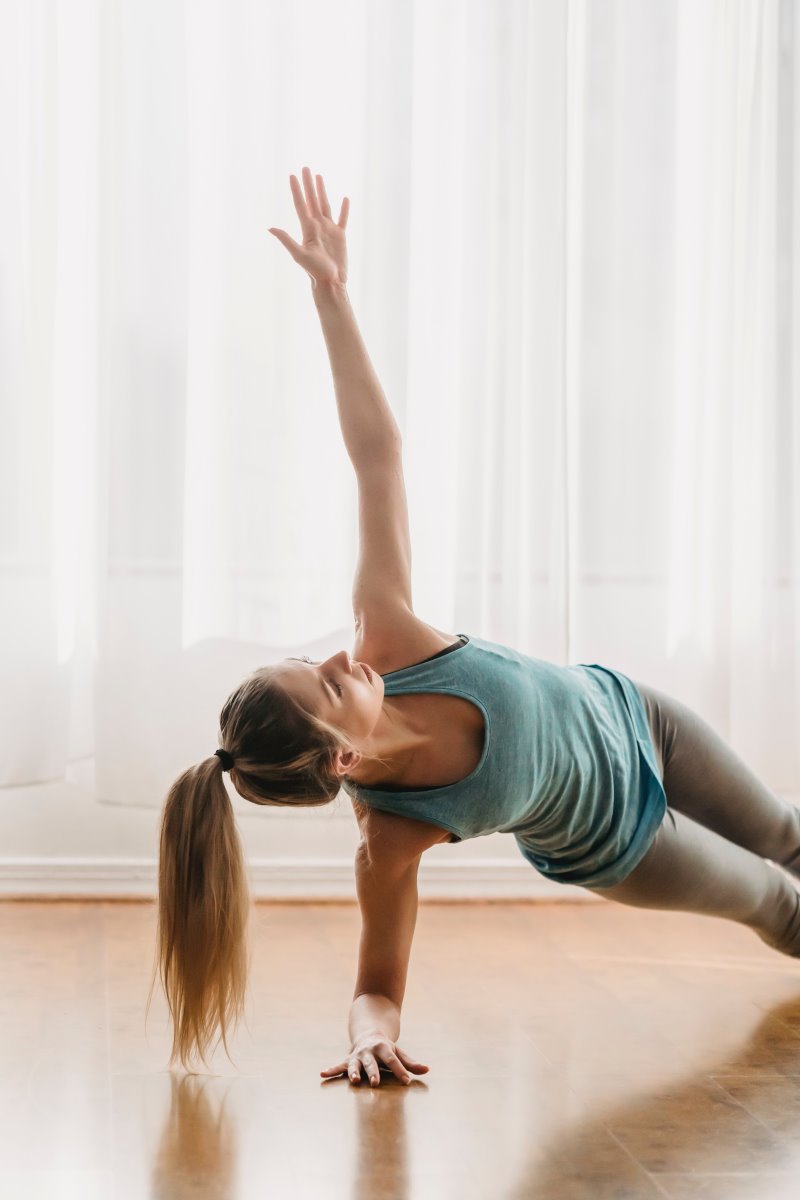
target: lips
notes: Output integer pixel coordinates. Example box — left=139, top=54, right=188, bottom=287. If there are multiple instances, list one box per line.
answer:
left=361, top=663, right=373, bottom=683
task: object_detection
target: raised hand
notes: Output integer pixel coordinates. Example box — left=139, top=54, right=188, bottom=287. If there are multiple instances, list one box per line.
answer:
left=269, top=166, right=350, bottom=288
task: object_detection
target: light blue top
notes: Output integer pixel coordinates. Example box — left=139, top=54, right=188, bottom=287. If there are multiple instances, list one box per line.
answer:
left=340, top=632, right=667, bottom=888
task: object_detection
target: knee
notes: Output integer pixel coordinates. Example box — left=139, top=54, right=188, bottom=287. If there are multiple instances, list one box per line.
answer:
left=752, top=872, right=800, bottom=958
left=774, top=805, right=800, bottom=878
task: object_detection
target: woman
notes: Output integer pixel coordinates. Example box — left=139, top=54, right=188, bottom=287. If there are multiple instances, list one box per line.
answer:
left=150, top=167, right=800, bottom=1086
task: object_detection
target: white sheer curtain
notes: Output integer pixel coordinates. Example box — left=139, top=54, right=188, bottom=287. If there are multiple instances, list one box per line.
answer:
left=1, top=0, right=798, bottom=808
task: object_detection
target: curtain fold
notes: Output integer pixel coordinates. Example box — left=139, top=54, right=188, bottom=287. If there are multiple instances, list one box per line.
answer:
left=1, top=0, right=797, bottom=808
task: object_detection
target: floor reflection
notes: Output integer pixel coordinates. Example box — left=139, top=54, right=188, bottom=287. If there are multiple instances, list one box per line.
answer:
left=144, top=993, right=800, bottom=1200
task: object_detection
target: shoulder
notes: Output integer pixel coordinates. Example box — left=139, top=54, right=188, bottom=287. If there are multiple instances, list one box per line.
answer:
left=350, top=600, right=460, bottom=677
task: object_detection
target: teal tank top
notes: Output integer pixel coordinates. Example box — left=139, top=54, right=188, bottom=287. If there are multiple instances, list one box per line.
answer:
left=340, top=633, right=667, bottom=888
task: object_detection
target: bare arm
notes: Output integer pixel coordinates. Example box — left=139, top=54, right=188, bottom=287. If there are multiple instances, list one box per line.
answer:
left=312, top=281, right=402, bottom=467
left=270, top=167, right=414, bottom=622
left=320, top=844, right=430, bottom=1087
left=269, top=166, right=401, bottom=467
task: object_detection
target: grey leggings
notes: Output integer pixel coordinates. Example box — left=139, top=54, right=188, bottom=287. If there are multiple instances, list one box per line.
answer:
left=585, top=681, right=800, bottom=958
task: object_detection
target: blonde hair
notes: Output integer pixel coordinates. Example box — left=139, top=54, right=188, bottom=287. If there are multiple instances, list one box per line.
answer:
left=146, top=663, right=385, bottom=1071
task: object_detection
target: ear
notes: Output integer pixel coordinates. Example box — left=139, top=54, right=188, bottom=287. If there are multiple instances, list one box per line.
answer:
left=332, top=747, right=362, bottom=778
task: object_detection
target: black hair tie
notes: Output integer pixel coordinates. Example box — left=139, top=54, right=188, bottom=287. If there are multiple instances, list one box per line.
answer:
left=214, top=748, right=235, bottom=771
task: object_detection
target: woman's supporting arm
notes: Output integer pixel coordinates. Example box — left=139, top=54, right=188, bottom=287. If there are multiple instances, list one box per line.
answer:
left=312, top=280, right=402, bottom=469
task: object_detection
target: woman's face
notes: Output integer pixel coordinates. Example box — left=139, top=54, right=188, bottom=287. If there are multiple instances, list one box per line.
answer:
left=276, top=649, right=385, bottom=742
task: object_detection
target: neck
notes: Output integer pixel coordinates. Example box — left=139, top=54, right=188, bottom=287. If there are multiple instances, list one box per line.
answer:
left=346, top=697, right=430, bottom=787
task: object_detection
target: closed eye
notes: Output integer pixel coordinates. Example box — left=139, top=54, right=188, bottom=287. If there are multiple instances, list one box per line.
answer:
left=296, top=655, right=342, bottom=698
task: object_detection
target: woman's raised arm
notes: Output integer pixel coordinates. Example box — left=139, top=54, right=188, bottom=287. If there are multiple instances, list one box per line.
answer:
left=269, top=166, right=401, bottom=466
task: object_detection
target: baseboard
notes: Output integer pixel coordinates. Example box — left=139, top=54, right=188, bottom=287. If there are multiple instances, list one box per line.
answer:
left=0, top=856, right=601, bottom=902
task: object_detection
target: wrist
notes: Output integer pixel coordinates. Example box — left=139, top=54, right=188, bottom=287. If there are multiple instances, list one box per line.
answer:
left=312, top=278, right=349, bottom=307
left=349, top=993, right=401, bottom=1044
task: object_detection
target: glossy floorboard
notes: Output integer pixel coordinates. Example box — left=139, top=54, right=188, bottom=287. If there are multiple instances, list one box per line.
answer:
left=3, top=897, right=800, bottom=1199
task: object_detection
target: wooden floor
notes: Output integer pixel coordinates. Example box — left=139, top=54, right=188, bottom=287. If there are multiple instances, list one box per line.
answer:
left=3, top=898, right=800, bottom=1199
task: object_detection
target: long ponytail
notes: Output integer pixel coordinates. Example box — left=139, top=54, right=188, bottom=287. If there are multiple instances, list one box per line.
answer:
left=147, top=756, right=251, bottom=1071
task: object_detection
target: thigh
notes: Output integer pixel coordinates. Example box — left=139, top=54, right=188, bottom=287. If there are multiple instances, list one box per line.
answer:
left=586, top=807, right=770, bottom=923
left=586, top=806, right=800, bottom=955
left=631, top=679, right=800, bottom=874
